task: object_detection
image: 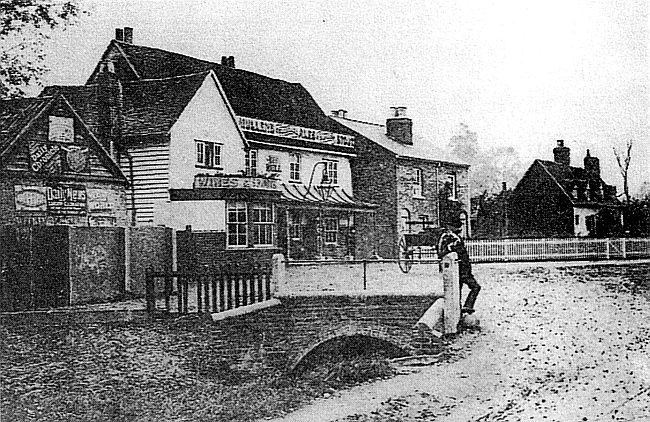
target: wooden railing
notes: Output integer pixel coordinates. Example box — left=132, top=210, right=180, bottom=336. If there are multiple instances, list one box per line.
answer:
left=466, top=237, right=650, bottom=263
left=145, top=263, right=273, bottom=315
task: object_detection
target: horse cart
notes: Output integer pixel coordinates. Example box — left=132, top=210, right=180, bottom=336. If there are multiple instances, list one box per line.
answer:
left=397, top=226, right=447, bottom=273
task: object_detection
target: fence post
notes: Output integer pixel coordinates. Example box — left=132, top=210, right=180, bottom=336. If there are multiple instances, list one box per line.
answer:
left=271, top=254, right=285, bottom=296
left=442, top=252, right=460, bottom=335
left=363, top=260, right=367, bottom=290
left=145, top=267, right=155, bottom=315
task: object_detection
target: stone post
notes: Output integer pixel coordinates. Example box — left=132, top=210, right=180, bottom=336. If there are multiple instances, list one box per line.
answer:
left=442, top=252, right=460, bottom=335
left=271, top=253, right=286, bottom=296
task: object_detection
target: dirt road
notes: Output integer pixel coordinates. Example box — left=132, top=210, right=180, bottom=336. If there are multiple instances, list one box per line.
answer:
left=270, top=262, right=650, bottom=422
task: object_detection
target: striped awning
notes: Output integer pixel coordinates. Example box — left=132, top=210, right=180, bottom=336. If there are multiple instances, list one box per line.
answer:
left=279, top=183, right=377, bottom=212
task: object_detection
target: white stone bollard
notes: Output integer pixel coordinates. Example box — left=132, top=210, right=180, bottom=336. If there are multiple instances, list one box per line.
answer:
left=271, top=253, right=286, bottom=296
left=442, top=252, right=460, bottom=335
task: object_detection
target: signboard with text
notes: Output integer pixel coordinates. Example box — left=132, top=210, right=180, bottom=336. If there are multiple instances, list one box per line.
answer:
left=237, top=116, right=355, bottom=148
left=194, top=175, right=279, bottom=191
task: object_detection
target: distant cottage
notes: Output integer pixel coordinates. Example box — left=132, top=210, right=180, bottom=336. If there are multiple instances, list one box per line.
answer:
left=508, top=140, right=622, bottom=238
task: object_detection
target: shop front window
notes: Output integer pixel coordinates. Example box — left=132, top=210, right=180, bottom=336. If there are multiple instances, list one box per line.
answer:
left=227, top=202, right=247, bottom=246
left=252, top=203, right=274, bottom=246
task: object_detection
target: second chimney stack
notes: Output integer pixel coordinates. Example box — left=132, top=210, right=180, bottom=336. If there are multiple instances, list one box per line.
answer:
left=386, top=107, right=413, bottom=145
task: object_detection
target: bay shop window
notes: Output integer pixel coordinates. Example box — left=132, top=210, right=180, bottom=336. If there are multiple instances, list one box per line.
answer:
left=226, top=201, right=275, bottom=247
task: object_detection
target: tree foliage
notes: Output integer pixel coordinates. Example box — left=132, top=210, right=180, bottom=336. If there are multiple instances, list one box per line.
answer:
left=448, top=123, right=525, bottom=197
left=612, top=139, right=633, bottom=203
left=0, top=0, right=83, bottom=98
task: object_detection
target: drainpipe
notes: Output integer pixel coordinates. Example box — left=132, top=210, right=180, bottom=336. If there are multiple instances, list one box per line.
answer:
left=435, top=164, right=440, bottom=226
left=123, top=150, right=136, bottom=226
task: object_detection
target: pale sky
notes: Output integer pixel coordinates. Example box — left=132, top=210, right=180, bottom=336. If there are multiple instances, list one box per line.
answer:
left=40, top=0, right=649, bottom=196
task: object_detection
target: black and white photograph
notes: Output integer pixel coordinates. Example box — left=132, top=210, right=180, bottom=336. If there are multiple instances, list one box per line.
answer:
left=0, top=1, right=648, bottom=420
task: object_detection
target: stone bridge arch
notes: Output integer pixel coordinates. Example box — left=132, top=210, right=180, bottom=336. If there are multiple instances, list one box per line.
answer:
left=288, top=322, right=414, bottom=371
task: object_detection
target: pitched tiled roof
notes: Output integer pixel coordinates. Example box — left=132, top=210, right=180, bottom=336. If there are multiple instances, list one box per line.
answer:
left=43, top=72, right=209, bottom=138
left=536, top=159, right=620, bottom=206
left=0, top=97, right=53, bottom=157
left=121, top=72, right=207, bottom=136
left=88, top=41, right=355, bottom=135
left=331, top=116, right=468, bottom=166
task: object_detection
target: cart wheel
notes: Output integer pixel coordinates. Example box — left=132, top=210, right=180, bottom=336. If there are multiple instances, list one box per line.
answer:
left=397, top=236, right=413, bottom=273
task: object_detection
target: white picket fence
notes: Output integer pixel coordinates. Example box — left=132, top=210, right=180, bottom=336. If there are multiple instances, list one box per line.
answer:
left=466, top=238, right=650, bottom=263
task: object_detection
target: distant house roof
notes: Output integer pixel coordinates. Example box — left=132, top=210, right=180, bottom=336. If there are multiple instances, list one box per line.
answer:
left=534, top=159, right=620, bottom=207
left=86, top=40, right=355, bottom=136
left=331, top=116, right=468, bottom=167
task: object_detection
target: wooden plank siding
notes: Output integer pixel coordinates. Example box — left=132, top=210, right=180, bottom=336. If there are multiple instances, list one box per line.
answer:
left=4, top=141, right=118, bottom=179
left=120, top=144, right=170, bottom=225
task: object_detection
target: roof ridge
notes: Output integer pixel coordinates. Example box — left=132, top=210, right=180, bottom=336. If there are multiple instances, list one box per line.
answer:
left=118, top=40, right=303, bottom=86
left=122, top=70, right=210, bottom=84
left=334, top=116, right=385, bottom=127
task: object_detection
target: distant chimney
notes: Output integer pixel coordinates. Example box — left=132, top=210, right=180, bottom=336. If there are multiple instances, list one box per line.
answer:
left=502, top=181, right=507, bottom=192
left=331, top=109, right=348, bottom=118
left=553, top=140, right=570, bottom=166
left=221, top=56, right=235, bottom=68
left=123, top=27, right=133, bottom=44
left=96, top=59, right=122, bottom=158
left=584, top=149, right=600, bottom=180
left=115, top=28, right=124, bottom=42
left=386, top=107, right=412, bottom=145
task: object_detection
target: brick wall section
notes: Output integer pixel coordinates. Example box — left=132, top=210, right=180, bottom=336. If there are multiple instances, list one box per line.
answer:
left=350, top=137, right=398, bottom=258
left=176, top=229, right=280, bottom=271
left=396, top=159, right=470, bottom=240
left=351, top=135, right=470, bottom=259
left=203, top=294, right=438, bottom=375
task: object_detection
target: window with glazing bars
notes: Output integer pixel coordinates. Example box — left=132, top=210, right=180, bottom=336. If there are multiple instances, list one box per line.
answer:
left=227, top=202, right=247, bottom=246
left=252, top=203, right=274, bottom=246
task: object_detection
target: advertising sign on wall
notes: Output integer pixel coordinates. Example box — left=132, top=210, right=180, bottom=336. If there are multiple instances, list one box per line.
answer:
left=194, top=175, right=279, bottom=191
left=14, top=186, right=48, bottom=212
left=46, top=185, right=87, bottom=215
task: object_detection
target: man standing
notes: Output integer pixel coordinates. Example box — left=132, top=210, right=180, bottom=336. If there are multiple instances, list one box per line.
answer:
left=437, top=217, right=481, bottom=315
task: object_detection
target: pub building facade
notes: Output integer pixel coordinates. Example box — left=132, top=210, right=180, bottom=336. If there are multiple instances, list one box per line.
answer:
left=44, top=28, right=376, bottom=262
left=0, top=94, right=128, bottom=227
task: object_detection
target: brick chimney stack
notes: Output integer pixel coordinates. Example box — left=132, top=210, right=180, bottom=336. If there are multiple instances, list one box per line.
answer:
left=584, top=149, right=600, bottom=180
left=553, top=140, right=570, bottom=166
left=386, top=107, right=413, bottom=145
left=330, top=109, right=348, bottom=118
left=114, top=27, right=134, bottom=44
left=220, top=56, right=235, bottom=68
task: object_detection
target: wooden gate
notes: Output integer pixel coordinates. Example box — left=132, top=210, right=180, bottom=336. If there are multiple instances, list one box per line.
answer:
left=0, top=225, right=70, bottom=311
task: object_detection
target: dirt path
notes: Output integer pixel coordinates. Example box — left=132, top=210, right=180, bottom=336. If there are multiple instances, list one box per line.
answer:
left=268, top=262, right=650, bottom=422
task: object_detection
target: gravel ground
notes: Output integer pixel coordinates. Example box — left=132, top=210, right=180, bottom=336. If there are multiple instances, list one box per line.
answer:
left=271, top=261, right=650, bottom=422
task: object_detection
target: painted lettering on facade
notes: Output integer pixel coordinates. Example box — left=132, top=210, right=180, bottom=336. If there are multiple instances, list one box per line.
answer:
left=46, top=185, right=87, bottom=215
left=237, top=116, right=355, bottom=148
left=194, top=175, right=279, bottom=191
left=29, top=142, right=61, bottom=173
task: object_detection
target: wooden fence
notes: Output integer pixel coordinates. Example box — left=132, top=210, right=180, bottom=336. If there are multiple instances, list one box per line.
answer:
left=145, top=263, right=273, bottom=315
left=466, top=237, right=650, bottom=263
